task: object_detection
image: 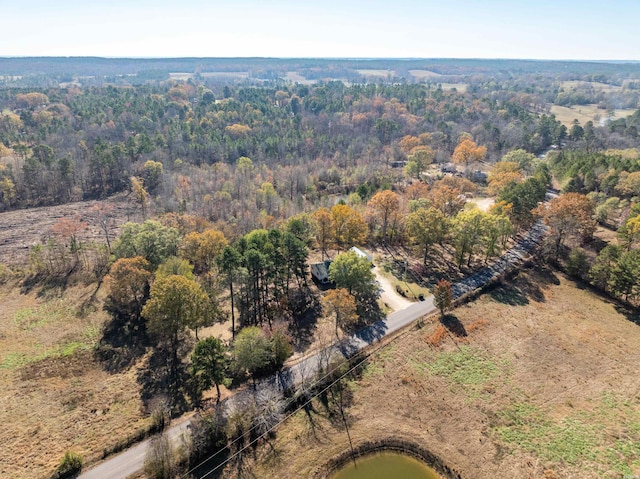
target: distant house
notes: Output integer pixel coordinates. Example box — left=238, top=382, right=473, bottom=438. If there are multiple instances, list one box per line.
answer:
left=349, top=246, right=373, bottom=263
left=310, top=260, right=333, bottom=284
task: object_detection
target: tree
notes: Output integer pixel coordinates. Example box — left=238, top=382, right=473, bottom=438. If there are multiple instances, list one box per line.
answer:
left=182, top=229, right=228, bottom=274
left=404, top=147, right=434, bottom=180
left=406, top=206, right=449, bottom=264
left=312, top=207, right=333, bottom=260
left=144, top=433, right=174, bottom=479
left=483, top=214, right=512, bottom=261
left=328, top=250, right=378, bottom=302
left=487, top=162, right=524, bottom=196
left=113, top=220, right=181, bottom=268
left=433, top=280, right=453, bottom=318
left=267, top=324, right=293, bottom=371
left=142, top=160, right=164, bottom=193
left=533, top=193, right=596, bottom=260
left=50, top=215, right=87, bottom=267
left=90, top=203, right=114, bottom=251
left=131, top=176, right=149, bottom=219
left=142, top=275, right=210, bottom=398
left=452, top=137, right=487, bottom=171
left=285, top=213, right=316, bottom=247
left=428, top=183, right=466, bottom=217
left=497, top=177, right=546, bottom=228
left=368, top=189, right=400, bottom=243
left=191, top=337, right=229, bottom=402
left=608, top=250, right=640, bottom=301
left=156, top=256, right=195, bottom=281
left=617, top=215, right=640, bottom=250
left=331, top=204, right=368, bottom=249
left=452, top=208, right=487, bottom=267
left=501, top=149, right=536, bottom=172
left=106, top=256, right=152, bottom=319
left=233, top=326, right=273, bottom=386
left=590, top=244, right=621, bottom=291
left=217, top=245, right=242, bottom=338
left=323, top=288, right=358, bottom=337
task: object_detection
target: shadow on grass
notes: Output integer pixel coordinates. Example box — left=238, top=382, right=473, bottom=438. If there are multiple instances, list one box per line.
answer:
left=287, top=288, right=323, bottom=355
left=489, top=266, right=558, bottom=306
left=94, top=310, right=149, bottom=373
left=614, top=304, right=640, bottom=327
left=489, top=285, right=530, bottom=306
left=441, top=314, right=467, bottom=337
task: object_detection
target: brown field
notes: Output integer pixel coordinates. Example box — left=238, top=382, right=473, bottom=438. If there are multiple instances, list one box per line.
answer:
left=240, top=268, right=640, bottom=479
left=409, top=70, right=443, bottom=79
left=0, top=280, right=151, bottom=479
left=549, top=104, right=636, bottom=127
left=561, top=80, right=623, bottom=93
left=284, top=72, right=316, bottom=85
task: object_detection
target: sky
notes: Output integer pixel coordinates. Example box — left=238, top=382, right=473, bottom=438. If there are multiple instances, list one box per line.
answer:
left=1, top=0, right=639, bottom=60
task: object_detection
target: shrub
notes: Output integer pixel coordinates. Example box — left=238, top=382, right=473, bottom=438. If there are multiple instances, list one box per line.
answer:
left=0, top=263, right=13, bottom=284
left=56, top=451, right=83, bottom=478
left=144, top=433, right=175, bottom=479
left=566, top=248, right=590, bottom=280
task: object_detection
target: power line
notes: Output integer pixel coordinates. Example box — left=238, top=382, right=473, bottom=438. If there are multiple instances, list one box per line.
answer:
left=183, top=322, right=418, bottom=479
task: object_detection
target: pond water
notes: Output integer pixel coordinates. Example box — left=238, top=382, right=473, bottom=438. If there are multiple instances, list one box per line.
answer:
left=331, top=452, right=441, bottom=479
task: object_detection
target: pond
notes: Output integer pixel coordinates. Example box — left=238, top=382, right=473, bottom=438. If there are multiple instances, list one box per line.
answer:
left=331, top=451, right=441, bottom=479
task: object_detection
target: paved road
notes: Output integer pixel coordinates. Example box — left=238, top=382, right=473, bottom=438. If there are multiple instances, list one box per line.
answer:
left=78, top=223, right=545, bottom=479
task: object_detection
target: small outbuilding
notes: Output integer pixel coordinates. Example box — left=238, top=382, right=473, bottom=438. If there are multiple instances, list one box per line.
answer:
left=349, top=246, right=373, bottom=263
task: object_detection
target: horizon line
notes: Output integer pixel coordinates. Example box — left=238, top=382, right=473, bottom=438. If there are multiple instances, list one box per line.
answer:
left=0, top=56, right=639, bottom=63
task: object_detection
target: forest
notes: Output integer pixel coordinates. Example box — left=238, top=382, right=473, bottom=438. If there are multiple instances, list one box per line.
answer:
left=3, top=59, right=640, bottom=479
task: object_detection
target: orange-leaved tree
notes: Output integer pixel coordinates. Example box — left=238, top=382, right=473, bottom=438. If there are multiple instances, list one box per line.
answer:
left=433, top=279, right=453, bottom=318
left=368, top=190, right=400, bottom=243
left=330, top=204, right=368, bottom=250
left=452, top=137, right=487, bottom=171
left=323, top=288, right=358, bottom=337
left=533, top=193, right=596, bottom=260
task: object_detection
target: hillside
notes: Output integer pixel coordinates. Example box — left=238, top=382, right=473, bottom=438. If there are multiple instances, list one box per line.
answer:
left=243, top=268, right=640, bottom=479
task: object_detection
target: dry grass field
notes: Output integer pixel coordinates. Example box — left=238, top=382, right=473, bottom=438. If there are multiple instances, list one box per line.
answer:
left=0, top=279, right=151, bottom=479
left=549, top=104, right=636, bottom=127
left=561, top=80, right=623, bottom=93
left=240, top=268, right=640, bottom=479
left=408, top=70, right=443, bottom=79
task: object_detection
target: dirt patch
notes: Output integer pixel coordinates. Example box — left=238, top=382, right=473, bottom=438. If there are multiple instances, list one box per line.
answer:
left=238, top=267, right=640, bottom=479
left=373, top=266, right=412, bottom=312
